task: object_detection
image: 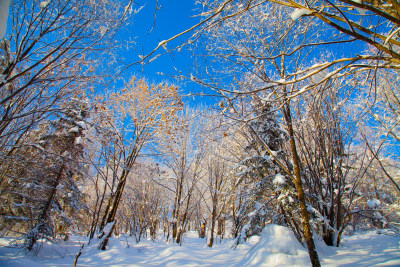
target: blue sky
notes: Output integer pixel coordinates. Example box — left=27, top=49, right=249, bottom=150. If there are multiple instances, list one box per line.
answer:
left=2, top=0, right=216, bottom=106
left=121, top=1, right=218, bottom=107
left=121, top=1, right=368, bottom=108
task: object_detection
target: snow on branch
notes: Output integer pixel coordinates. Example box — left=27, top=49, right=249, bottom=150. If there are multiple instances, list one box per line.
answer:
left=290, top=8, right=312, bottom=21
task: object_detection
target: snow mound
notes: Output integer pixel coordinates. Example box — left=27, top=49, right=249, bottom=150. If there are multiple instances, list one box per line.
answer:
left=237, top=224, right=311, bottom=267
left=273, top=173, right=285, bottom=185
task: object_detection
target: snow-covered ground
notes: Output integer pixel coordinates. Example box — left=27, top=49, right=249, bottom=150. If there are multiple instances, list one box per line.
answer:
left=0, top=225, right=399, bottom=266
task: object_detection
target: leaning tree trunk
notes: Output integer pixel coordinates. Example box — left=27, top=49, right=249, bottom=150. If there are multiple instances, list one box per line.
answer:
left=98, top=147, right=138, bottom=250
left=98, top=170, right=128, bottom=250
left=27, top=163, right=65, bottom=251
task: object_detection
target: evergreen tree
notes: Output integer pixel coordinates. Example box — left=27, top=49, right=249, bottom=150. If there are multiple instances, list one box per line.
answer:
left=23, top=96, right=89, bottom=251
left=234, top=100, right=302, bottom=243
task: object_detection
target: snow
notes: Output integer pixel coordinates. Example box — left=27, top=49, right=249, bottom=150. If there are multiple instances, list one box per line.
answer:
left=237, top=224, right=310, bottom=266
left=68, top=127, right=79, bottom=133
left=367, top=198, right=381, bottom=208
left=0, top=228, right=399, bottom=266
left=298, top=86, right=308, bottom=94
left=75, top=136, right=83, bottom=145
left=355, top=7, right=366, bottom=15
left=290, top=8, right=312, bottom=21
left=40, top=1, right=50, bottom=9
left=99, top=26, right=107, bottom=37
left=320, top=230, right=400, bottom=266
left=273, top=173, right=286, bottom=185
left=352, top=0, right=367, bottom=15
left=76, top=121, right=86, bottom=129
left=0, top=232, right=249, bottom=267
left=158, top=40, right=168, bottom=51
left=311, top=69, right=328, bottom=84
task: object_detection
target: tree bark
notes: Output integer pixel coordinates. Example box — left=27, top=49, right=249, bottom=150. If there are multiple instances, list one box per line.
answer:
left=208, top=199, right=217, bottom=247
left=27, top=163, right=65, bottom=251
left=98, top=147, right=138, bottom=249
left=283, top=104, right=321, bottom=267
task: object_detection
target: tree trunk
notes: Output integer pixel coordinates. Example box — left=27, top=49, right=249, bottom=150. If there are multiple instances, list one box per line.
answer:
left=98, top=147, right=138, bottom=250
left=27, top=164, right=64, bottom=251
left=98, top=222, right=116, bottom=250
left=208, top=197, right=217, bottom=247
left=283, top=104, right=321, bottom=267
left=199, top=219, right=206, bottom=238
left=217, top=217, right=224, bottom=239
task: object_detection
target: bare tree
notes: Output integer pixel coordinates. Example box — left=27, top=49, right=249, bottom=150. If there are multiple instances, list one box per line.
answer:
left=121, top=162, right=167, bottom=242
left=155, top=108, right=207, bottom=244
left=93, top=77, right=182, bottom=250
left=189, top=2, right=323, bottom=265
left=204, top=147, right=230, bottom=247
left=294, top=79, right=363, bottom=246
left=0, top=0, right=134, bottom=159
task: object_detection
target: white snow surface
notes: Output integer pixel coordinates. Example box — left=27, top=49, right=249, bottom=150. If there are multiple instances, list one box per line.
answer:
left=68, top=126, right=79, bottom=133
left=0, top=228, right=399, bottom=266
left=311, top=69, right=328, bottom=84
left=76, top=121, right=86, bottom=129
left=237, top=224, right=310, bottom=266
left=99, top=26, right=107, bottom=37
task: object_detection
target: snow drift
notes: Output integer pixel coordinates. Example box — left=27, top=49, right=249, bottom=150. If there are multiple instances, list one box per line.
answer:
left=237, top=224, right=311, bottom=266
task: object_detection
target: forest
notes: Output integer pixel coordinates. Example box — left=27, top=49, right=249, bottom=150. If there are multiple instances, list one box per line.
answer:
left=0, top=0, right=399, bottom=266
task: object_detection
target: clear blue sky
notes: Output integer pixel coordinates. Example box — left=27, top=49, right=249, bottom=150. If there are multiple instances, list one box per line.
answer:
left=120, top=1, right=217, bottom=107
